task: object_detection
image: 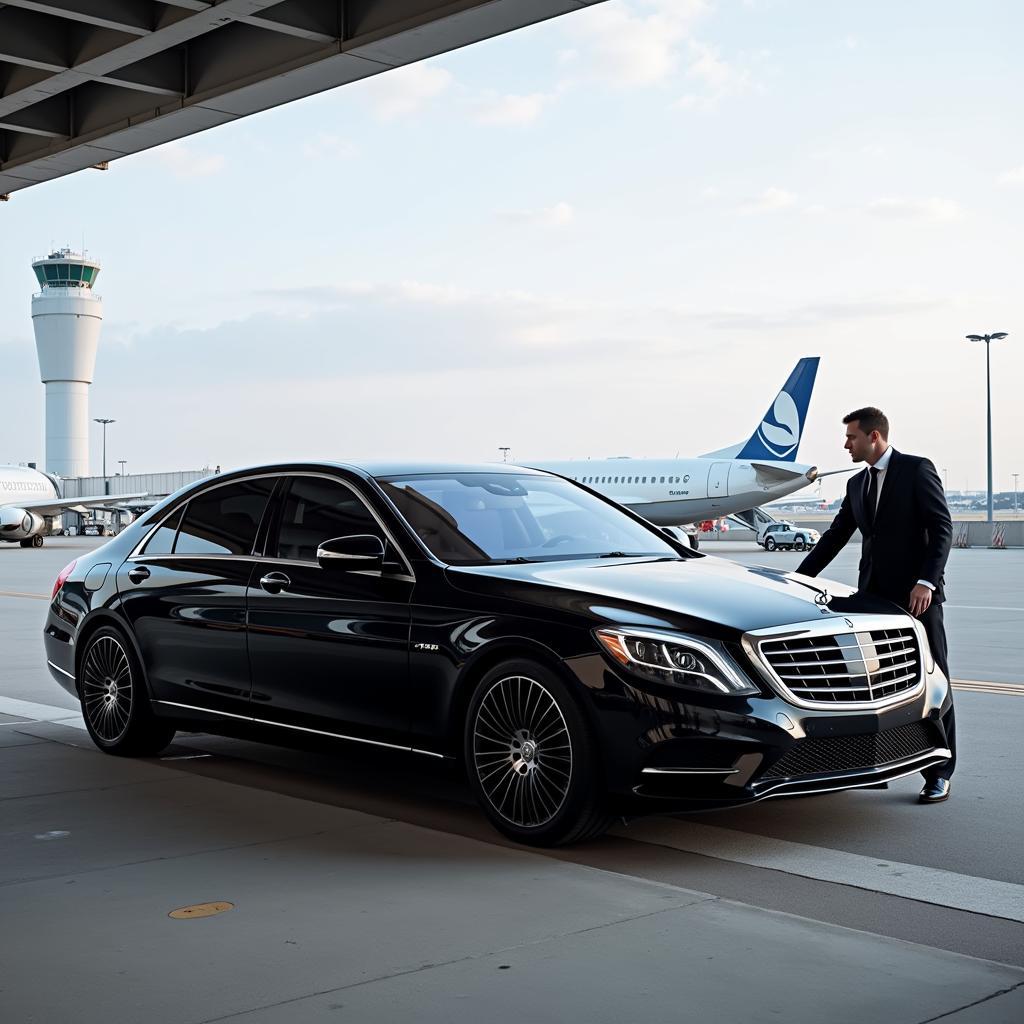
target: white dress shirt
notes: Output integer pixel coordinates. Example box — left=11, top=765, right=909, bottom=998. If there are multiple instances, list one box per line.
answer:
left=867, top=445, right=934, bottom=592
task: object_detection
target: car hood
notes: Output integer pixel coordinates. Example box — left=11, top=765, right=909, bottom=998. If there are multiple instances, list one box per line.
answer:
left=445, top=555, right=888, bottom=635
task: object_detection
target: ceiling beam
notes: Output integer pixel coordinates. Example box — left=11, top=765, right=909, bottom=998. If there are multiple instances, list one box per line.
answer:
left=0, top=0, right=156, bottom=37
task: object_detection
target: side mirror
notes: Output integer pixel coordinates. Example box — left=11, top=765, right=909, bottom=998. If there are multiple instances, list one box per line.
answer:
left=317, top=534, right=385, bottom=571
left=661, top=526, right=693, bottom=551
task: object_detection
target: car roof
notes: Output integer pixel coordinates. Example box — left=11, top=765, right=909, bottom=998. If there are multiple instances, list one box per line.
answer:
left=200, top=461, right=551, bottom=482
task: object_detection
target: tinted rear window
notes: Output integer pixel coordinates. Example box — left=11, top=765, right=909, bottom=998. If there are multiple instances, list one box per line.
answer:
left=175, top=479, right=274, bottom=556
left=141, top=506, right=182, bottom=555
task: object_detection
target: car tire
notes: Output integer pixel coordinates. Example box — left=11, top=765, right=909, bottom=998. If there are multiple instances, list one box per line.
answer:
left=793, top=536, right=806, bottom=551
left=79, top=625, right=176, bottom=757
left=765, top=537, right=777, bottom=551
left=464, top=658, right=611, bottom=847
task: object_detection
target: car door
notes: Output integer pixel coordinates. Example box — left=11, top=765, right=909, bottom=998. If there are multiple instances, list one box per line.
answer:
left=116, top=476, right=275, bottom=719
left=246, top=473, right=414, bottom=747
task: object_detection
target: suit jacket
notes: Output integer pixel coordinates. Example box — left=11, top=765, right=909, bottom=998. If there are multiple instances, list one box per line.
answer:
left=796, top=450, right=952, bottom=606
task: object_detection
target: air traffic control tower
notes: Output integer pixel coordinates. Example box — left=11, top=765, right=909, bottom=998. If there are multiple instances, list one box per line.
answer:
left=31, top=249, right=103, bottom=477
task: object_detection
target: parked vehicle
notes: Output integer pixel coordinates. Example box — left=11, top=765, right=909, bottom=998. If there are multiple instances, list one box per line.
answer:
left=44, top=462, right=950, bottom=846
left=757, top=521, right=820, bottom=552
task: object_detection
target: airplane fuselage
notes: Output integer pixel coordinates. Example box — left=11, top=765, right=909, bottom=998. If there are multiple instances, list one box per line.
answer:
left=532, top=457, right=818, bottom=526
left=0, top=466, right=60, bottom=507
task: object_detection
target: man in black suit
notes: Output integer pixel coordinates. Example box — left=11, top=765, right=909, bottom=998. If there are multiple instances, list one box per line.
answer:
left=797, top=407, right=955, bottom=803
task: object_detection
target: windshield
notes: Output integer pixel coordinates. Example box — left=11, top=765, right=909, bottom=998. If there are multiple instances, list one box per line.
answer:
left=378, top=473, right=679, bottom=565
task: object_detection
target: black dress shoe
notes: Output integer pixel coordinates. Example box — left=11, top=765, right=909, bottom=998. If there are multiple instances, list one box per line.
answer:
left=919, top=778, right=951, bottom=803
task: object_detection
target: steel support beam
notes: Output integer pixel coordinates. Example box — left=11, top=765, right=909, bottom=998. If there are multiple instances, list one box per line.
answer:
left=0, top=0, right=604, bottom=197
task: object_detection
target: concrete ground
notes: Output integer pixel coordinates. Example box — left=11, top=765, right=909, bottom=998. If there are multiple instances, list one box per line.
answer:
left=2, top=538, right=1024, bottom=1023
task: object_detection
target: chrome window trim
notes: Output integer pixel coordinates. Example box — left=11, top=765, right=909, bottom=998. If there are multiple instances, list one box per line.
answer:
left=129, top=471, right=283, bottom=560
left=154, top=700, right=443, bottom=757
left=128, top=470, right=415, bottom=580
left=741, top=615, right=925, bottom=712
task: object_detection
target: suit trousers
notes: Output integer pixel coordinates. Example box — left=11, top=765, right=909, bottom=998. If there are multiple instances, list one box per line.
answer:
left=918, top=601, right=956, bottom=781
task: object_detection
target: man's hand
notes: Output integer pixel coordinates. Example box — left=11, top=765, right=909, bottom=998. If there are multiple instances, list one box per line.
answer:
left=908, top=584, right=933, bottom=617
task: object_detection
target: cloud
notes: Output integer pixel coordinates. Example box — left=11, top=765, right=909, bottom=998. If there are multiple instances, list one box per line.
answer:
left=146, top=141, right=225, bottom=179
left=473, top=92, right=550, bottom=126
left=701, top=293, right=946, bottom=331
left=865, top=197, right=964, bottom=223
left=300, top=133, right=360, bottom=161
left=498, top=201, right=574, bottom=228
left=361, top=63, right=453, bottom=119
left=736, top=186, right=797, bottom=214
left=997, top=165, right=1024, bottom=186
left=567, top=0, right=710, bottom=87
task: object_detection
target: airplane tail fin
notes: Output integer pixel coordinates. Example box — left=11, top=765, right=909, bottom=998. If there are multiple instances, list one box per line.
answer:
left=703, top=357, right=819, bottom=463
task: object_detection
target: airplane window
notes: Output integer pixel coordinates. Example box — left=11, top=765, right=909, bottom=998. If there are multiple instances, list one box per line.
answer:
left=660, top=477, right=665, bottom=484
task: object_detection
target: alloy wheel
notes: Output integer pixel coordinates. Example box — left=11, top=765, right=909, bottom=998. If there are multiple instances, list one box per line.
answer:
left=82, top=635, right=134, bottom=743
left=472, top=675, right=573, bottom=828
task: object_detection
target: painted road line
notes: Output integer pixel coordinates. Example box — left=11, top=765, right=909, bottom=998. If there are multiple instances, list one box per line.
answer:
left=0, top=590, right=48, bottom=601
left=952, top=679, right=1024, bottom=695
left=945, top=605, right=1024, bottom=612
left=0, top=696, right=85, bottom=731
left=613, top=820, right=1024, bottom=924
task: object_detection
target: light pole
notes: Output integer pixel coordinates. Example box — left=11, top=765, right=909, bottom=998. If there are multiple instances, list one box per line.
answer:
left=498, top=447, right=511, bottom=463
left=1014, top=473, right=1020, bottom=517
left=942, top=467, right=948, bottom=495
left=965, top=333, right=1008, bottom=523
left=118, top=459, right=126, bottom=476
left=94, top=418, right=115, bottom=478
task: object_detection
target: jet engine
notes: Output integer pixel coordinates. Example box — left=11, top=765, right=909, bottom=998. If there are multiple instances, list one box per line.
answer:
left=0, top=507, right=45, bottom=541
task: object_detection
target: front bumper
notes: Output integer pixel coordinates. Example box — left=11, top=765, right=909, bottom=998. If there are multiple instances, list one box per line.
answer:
left=566, top=652, right=951, bottom=814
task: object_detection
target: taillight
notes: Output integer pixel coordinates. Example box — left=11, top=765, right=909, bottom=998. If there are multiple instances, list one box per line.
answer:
left=51, top=559, right=77, bottom=600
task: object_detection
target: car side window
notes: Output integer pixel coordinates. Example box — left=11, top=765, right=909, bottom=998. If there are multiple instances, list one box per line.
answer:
left=141, top=505, right=183, bottom=555
left=174, top=478, right=275, bottom=556
left=273, top=477, right=381, bottom=563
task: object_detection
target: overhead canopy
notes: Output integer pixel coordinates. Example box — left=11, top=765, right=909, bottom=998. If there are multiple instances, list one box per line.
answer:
left=0, top=0, right=602, bottom=197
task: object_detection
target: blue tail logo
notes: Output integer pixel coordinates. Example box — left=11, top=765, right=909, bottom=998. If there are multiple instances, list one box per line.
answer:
left=736, top=357, right=819, bottom=461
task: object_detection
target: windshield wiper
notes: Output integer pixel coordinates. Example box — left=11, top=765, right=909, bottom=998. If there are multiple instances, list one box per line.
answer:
left=493, top=556, right=536, bottom=564
left=597, top=551, right=634, bottom=558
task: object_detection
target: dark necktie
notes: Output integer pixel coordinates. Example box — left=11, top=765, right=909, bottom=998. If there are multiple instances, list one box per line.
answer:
left=864, top=466, right=880, bottom=528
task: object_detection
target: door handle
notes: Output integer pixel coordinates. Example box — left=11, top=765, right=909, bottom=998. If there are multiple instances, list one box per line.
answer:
left=259, top=571, right=291, bottom=594
left=127, top=565, right=151, bottom=585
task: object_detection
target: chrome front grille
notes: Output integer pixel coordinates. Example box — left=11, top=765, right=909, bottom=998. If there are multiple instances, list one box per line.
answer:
left=745, top=616, right=924, bottom=709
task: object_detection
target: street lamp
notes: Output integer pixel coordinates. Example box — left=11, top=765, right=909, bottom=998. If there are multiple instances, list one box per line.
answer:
left=965, top=332, right=1008, bottom=523
left=118, top=459, right=127, bottom=476
left=93, top=418, right=115, bottom=478
left=1014, top=473, right=1020, bottom=517
left=498, top=447, right=511, bottom=463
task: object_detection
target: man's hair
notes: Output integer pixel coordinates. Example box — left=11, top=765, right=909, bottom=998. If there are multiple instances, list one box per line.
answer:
left=843, top=407, right=889, bottom=439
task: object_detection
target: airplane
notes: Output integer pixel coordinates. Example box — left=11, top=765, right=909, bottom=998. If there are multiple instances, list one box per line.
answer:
left=531, top=357, right=831, bottom=527
left=0, top=464, right=146, bottom=548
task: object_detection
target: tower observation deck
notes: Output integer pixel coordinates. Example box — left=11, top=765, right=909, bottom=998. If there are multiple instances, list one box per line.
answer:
left=31, top=249, right=103, bottom=478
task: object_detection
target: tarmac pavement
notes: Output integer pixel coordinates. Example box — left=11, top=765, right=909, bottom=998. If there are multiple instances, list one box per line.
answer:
left=2, top=538, right=1024, bottom=1022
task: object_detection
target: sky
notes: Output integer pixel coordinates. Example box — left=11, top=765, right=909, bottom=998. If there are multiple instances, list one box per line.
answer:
left=1, top=0, right=1022, bottom=499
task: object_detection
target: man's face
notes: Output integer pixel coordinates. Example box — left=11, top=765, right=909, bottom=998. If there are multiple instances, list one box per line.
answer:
left=844, top=421, right=877, bottom=462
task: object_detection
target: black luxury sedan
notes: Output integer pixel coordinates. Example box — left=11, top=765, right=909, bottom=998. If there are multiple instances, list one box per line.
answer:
left=43, top=462, right=953, bottom=846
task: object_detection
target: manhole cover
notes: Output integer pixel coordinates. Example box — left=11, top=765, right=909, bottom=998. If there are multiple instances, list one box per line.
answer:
left=168, top=902, right=235, bottom=920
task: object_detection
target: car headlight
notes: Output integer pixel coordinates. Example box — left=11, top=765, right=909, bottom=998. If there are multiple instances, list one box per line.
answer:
left=912, top=618, right=936, bottom=675
left=594, top=628, right=759, bottom=696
